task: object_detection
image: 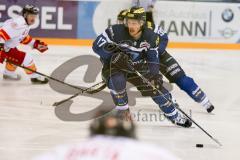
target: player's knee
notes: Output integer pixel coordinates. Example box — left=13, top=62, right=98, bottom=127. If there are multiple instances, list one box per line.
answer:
left=5, top=62, right=17, bottom=71
left=22, top=53, right=34, bottom=67
left=162, top=60, right=185, bottom=83
left=108, top=73, right=128, bottom=106
left=137, top=85, right=161, bottom=97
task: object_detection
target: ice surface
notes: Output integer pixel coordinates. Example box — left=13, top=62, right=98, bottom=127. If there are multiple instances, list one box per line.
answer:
left=0, top=46, right=240, bottom=160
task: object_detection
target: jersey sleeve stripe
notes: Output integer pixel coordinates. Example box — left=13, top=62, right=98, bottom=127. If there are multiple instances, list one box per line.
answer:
left=21, top=35, right=33, bottom=44
left=102, top=31, right=113, bottom=43
left=0, top=29, right=11, bottom=40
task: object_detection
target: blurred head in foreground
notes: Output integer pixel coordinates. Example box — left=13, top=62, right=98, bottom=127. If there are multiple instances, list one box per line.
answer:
left=89, top=110, right=136, bottom=139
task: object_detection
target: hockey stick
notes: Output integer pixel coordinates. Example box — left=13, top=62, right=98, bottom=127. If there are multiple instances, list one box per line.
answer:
left=52, top=81, right=106, bottom=106
left=109, top=43, right=221, bottom=146
left=52, top=61, right=173, bottom=107
left=127, top=60, right=222, bottom=147
left=7, top=61, right=106, bottom=94
left=137, top=0, right=140, bottom=7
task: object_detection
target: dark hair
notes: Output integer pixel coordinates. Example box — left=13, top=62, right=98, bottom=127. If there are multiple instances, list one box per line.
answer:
left=89, top=110, right=136, bottom=138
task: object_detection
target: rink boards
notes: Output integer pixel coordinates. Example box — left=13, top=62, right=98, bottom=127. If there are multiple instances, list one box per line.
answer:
left=1, top=0, right=240, bottom=49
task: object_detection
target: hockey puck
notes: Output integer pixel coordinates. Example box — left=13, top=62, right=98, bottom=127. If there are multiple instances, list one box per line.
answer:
left=196, top=144, right=204, bottom=148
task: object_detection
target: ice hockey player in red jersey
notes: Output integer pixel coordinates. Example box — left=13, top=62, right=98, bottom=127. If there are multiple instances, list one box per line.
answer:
left=33, top=110, right=181, bottom=160
left=0, top=5, right=48, bottom=84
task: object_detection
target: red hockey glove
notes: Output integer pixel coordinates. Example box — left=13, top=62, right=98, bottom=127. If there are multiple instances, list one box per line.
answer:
left=0, top=43, right=6, bottom=63
left=33, top=40, right=48, bottom=53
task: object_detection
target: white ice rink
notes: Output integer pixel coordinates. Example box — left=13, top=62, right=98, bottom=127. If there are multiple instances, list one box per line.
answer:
left=0, top=46, right=240, bottom=160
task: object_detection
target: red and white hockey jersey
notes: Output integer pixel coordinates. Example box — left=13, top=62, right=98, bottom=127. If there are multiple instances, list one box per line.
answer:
left=0, top=16, right=35, bottom=51
left=33, top=136, right=181, bottom=160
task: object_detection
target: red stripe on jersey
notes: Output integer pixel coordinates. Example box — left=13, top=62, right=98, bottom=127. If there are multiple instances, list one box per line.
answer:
left=0, top=34, right=6, bottom=41
left=0, top=29, right=11, bottom=40
left=21, top=35, right=32, bottom=44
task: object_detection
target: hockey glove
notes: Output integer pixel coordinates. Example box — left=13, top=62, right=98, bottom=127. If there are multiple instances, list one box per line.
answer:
left=0, top=43, right=6, bottom=63
left=33, top=40, right=48, bottom=53
left=111, top=52, right=130, bottom=71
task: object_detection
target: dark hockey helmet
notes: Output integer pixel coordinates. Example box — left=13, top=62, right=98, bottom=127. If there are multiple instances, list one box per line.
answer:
left=22, top=4, right=39, bottom=16
left=89, top=110, right=136, bottom=139
left=117, top=9, right=129, bottom=21
left=126, top=6, right=146, bottom=22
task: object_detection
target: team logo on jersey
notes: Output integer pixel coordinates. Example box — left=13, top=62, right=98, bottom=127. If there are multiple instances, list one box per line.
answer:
left=140, top=41, right=150, bottom=49
left=133, top=41, right=137, bottom=46
left=119, top=40, right=133, bottom=46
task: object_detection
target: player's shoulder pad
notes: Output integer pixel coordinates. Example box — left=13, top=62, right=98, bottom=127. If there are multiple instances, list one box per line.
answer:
left=146, top=21, right=156, bottom=31
left=105, top=24, right=127, bottom=43
left=142, top=27, right=160, bottom=48
left=8, top=16, right=26, bottom=29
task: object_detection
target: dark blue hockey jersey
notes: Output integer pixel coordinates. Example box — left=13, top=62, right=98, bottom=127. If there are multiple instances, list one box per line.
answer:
left=146, top=21, right=169, bottom=54
left=92, top=24, right=161, bottom=75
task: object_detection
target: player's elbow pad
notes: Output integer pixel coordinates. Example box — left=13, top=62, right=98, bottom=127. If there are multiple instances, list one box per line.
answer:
left=158, top=41, right=168, bottom=54
left=163, top=34, right=169, bottom=41
left=0, top=38, right=5, bottom=44
left=158, top=35, right=169, bottom=54
left=92, top=44, right=111, bottom=60
left=92, top=44, right=98, bottom=54
left=163, top=35, right=169, bottom=46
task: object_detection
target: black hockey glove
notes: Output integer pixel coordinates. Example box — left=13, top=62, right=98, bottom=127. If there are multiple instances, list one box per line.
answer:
left=111, top=51, right=130, bottom=71
left=103, top=43, right=132, bottom=71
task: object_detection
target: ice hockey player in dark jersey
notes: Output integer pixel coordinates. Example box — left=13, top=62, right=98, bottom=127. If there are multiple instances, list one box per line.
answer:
left=116, top=9, right=215, bottom=113
left=92, top=7, right=192, bottom=128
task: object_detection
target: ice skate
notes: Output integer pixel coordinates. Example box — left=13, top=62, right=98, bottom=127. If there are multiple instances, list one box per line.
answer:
left=31, top=76, right=48, bottom=84
left=3, top=72, right=21, bottom=81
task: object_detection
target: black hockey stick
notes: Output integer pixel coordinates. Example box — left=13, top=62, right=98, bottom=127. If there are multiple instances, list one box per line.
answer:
left=137, top=0, right=140, bottom=7
left=52, top=81, right=106, bottom=106
left=109, top=43, right=221, bottom=146
left=52, top=58, right=172, bottom=106
left=7, top=61, right=106, bottom=94
left=126, top=60, right=222, bottom=147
